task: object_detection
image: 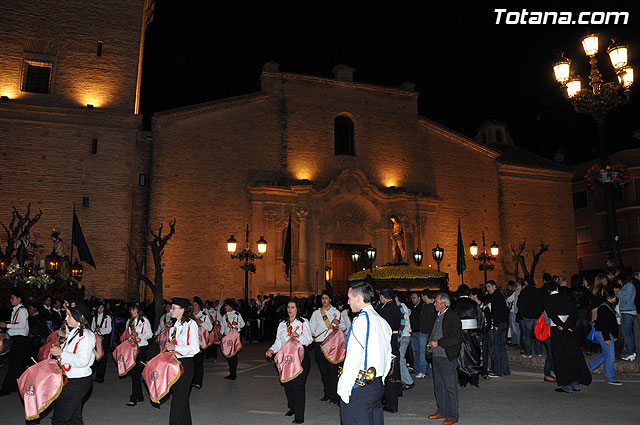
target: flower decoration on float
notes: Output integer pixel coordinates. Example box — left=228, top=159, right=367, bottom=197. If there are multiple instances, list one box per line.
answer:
left=584, top=163, right=632, bottom=189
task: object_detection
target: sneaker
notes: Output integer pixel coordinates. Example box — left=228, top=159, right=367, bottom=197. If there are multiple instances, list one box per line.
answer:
left=415, top=373, right=426, bottom=379
left=521, top=354, right=532, bottom=359
left=544, top=376, right=556, bottom=383
left=621, top=353, right=636, bottom=361
left=488, top=372, right=501, bottom=378
left=608, top=380, right=623, bottom=386
left=535, top=353, right=543, bottom=357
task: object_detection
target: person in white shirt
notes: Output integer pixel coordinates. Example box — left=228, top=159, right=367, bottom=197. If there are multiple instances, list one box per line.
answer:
left=204, top=300, right=220, bottom=360
left=49, top=300, right=96, bottom=424
left=0, top=288, right=30, bottom=395
left=154, top=301, right=173, bottom=337
left=310, top=290, right=349, bottom=404
left=124, top=303, right=153, bottom=406
left=395, top=294, right=414, bottom=390
left=266, top=299, right=313, bottom=424
left=166, top=297, right=200, bottom=425
left=192, top=296, right=212, bottom=389
left=91, top=301, right=112, bottom=383
left=219, top=299, right=245, bottom=380
left=338, top=281, right=392, bottom=425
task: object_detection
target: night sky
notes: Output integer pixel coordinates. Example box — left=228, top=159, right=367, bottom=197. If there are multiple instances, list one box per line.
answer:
left=139, top=2, right=640, bottom=166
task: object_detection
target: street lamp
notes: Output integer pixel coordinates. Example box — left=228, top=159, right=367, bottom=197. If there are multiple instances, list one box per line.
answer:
left=432, top=243, right=444, bottom=271
left=45, top=251, right=62, bottom=276
left=351, top=244, right=376, bottom=271
left=70, top=260, right=84, bottom=280
left=226, top=224, right=267, bottom=302
left=553, top=34, right=633, bottom=267
left=469, top=231, right=499, bottom=283
left=0, top=256, right=8, bottom=277
left=413, top=249, right=423, bottom=266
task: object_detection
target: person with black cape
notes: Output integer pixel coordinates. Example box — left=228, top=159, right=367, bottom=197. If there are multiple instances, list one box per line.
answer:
left=376, top=288, right=402, bottom=413
left=451, top=284, right=486, bottom=387
left=543, top=279, right=592, bottom=393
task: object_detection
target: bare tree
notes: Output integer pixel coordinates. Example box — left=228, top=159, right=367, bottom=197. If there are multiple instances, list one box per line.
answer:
left=128, top=219, right=176, bottom=326
left=509, top=239, right=549, bottom=285
left=0, top=204, right=43, bottom=265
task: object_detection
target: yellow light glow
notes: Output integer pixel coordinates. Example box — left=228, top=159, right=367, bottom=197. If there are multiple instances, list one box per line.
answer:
left=553, top=59, right=571, bottom=84
left=608, top=45, right=628, bottom=71
left=294, top=168, right=313, bottom=181
left=618, top=67, right=634, bottom=88
left=582, top=34, right=599, bottom=56
left=566, top=78, right=581, bottom=98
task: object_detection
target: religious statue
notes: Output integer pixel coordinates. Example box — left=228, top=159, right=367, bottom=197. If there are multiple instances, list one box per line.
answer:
left=51, top=229, right=70, bottom=276
left=389, top=215, right=406, bottom=263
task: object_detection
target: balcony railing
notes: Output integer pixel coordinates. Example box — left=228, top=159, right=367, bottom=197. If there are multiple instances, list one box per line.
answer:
left=598, top=237, right=640, bottom=252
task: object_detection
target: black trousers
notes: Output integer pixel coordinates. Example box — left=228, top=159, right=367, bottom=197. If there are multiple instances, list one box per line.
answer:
left=340, top=377, right=384, bottom=425
left=170, top=357, right=194, bottom=425
left=226, top=353, right=238, bottom=377
left=283, top=347, right=310, bottom=421
left=314, top=342, right=340, bottom=402
left=51, top=375, right=92, bottom=425
left=192, top=351, right=204, bottom=386
left=130, top=345, right=148, bottom=402
left=1, top=335, right=27, bottom=392
left=205, top=343, right=217, bottom=359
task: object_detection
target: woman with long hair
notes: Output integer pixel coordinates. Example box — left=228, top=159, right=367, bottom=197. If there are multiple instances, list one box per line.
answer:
left=91, top=301, right=112, bottom=383
left=219, top=299, right=245, bottom=380
left=166, top=298, right=200, bottom=425
left=266, top=298, right=312, bottom=424
left=591, top=273, right=608, bottom=321
left=49, top=301, right=95, bottom=424
left=125, top=302, right=152, bottom=406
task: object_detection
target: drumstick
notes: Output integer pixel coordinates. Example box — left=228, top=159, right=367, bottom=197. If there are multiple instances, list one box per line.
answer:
left=140, top=361, right=147, bottom=366
left=31, top=357, right=37, bottom=365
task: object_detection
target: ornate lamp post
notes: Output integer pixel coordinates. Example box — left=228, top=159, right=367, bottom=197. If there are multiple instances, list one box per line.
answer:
left=351, top=244, right=377, bottom=271
left=469, top=231, right=499, bottom=283
left=227, top=224, right=267, bottom=302
left=413, top=249, right=424, bottom=266
left=431, top=243, right=444, bottom=271
left=553, top=34, right=633, bottom=267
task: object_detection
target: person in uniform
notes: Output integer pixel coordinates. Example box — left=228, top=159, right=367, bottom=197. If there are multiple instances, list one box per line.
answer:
left=451, top=284, right=486, bottom=387
left=91, top=301, right=112, bottom=383
left=266, top=298, right=313, bottom=424
left=166, top=297, right=200, bottom=425
left=0, top=288, right=30, bottom=396
left=428, top=293, right=463, bottom=425
left=49, top=301, right=96, bottom=425
left=125, top=302, right=153, bottom=406
left=154, top=301, right=173, bottom=338
left=192, top=296, right=213, bottom=389
left=219, top=298, right=245, bottom=379
left=310, top=290, right=349, bottom=404
left=338, top=280, right=392, bottom=425
left=376, top=288, right=402, bottom=413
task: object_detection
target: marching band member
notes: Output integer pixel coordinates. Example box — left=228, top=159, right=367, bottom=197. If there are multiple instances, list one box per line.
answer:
left=49, top=301, right=96, bottom=425
left=338, top=280, right=392, bottom=425
left=192, top=296, right=212, bottom=389
left=205, top=300, right=220, bottom=360
left=219, top=299, right=245, bottom=380
left=125, top=302, right=152, bottom=406
left=91, top=301, right=112, bottom=383
left=0, top=289, right=29, bottom=396
left=266, top=298, right=313, bottom=424
left=310, top=290, right=349, bottom=404
left=155, top=301, right=173, bottom=337
left=166, top=298, right=200, bottom=425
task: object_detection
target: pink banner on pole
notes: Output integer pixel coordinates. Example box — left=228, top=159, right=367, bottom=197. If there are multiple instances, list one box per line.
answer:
left=113, top=339, right=139, bottom=377
left=142, top=351, right=183, bottom=403
left=95, top=335, right=104, bottom=361
left=17, top=359, right=66, bottom=421
left=221, top=329, right=242, bottom=358
left=156, top=328, right=169, bottom=352
left=321, top=329, right=347, bottom=364
left=274, top=339, right=304, bottom=383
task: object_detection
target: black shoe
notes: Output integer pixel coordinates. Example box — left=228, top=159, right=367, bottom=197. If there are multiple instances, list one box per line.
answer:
left=555, top=388, right=572, bottom=394
left=320, top=396, right=330, bottom=401
left=192, top=383, right=202, bottom=389
left=126, top=401, right=137, bottom=406
left=293, top=420, right=304, bottom=424
left=285, top=410, right=294, bottom=416
left=383, top=406, right=398, bottom=413
left=329, top=399, right=339, bottom=405
left=225, top=374, right=236, bottom=380
left=403, top=383, right=415, bottom=390
left=0, top=389, right=12, bottom=396
left=94, top=378, right=104, bottom=383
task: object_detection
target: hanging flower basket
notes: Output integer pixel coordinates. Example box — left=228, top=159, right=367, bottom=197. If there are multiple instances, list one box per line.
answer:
left=584, top=163, right=632, bottom=189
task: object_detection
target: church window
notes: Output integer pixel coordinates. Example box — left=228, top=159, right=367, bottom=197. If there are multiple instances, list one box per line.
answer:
left=97, top=41, right=103, bottom=56
left=91, top=138, right=98, bottom=154
left=139, top=173, right=147, bottom=186
left=82, top=196, right=90, bottom=208
left=21, top=59, right=54, bottom=94
left=334, top=116, right=355, bottom=156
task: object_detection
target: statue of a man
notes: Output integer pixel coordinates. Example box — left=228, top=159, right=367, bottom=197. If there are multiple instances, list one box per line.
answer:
left=390, top=215, right=406, bottom=263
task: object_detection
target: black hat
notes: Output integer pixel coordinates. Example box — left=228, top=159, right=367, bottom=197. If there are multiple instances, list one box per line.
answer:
left=193, top=296, right=203, bottom=309
left=69, top=301, right=92, bottom=322
left=10, top=288, right=25, bottom=301
left=171, top=297, right=191, bottom=309
left=64, top=293, right=82, bottom=306
left=321, top=290, right=334, bottom=300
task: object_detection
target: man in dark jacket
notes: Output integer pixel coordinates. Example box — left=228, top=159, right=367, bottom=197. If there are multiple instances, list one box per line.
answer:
left=427, top=293, right=462, bottom=425
left=517, top=276, right=544, bottom=357
left=418, top=290, right=437, bottom=377
left=486, top=280, right=510, bottom=377
left=451, top=285, right=486, bottom=387
left=376, top=289, right=403, bottom=413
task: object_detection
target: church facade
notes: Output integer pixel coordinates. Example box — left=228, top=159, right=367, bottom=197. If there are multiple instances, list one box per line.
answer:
left=1, top=1, right=578, bottom=301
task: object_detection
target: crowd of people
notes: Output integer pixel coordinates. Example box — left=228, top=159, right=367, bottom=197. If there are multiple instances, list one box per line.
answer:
left=0, top=266, right=638, bottom=425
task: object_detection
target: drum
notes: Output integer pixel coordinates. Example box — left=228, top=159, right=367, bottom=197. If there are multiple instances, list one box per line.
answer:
left=142, top=351, right=183, bottom=403
left=112, top=339, right=139, bottom=377
left=221, top=329, right=242, bottom=358
left=320, top=329, right=347, bottom=364
left=94, top=335, right=104, bottom=361
left=17, top=359, right=66, bottom=421
left=274, top=338, right=304, bottom=383
left=0, top=332, right=10, bottom=356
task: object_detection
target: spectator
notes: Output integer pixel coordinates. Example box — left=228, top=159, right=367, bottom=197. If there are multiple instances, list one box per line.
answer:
left=395, top=294, right=414, bottom=390
left=615, top=272, right=637, bottom=362
left=418, top=290, right=437, bottom=378
left=587, top=288, right=622, bottom=385
left=409, top=292, right=424, bottom=375
left=505, top=280, right=521, bottom=349
left=470, top=287, right=490, bottom=379
left=518, top=275, right=544, bottom=358
left=485, top=280, right=510, bottom=377
left=570, top=274, right=592, bottom=354
left=632, top=270, right=640, bottom=362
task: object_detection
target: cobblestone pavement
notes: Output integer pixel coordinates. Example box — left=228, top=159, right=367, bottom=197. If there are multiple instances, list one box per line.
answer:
left=1, top=342, right=639, bottom=424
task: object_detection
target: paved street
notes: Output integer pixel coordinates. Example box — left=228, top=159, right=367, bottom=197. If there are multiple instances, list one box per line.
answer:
left=1, top=342, right=639, bottom=425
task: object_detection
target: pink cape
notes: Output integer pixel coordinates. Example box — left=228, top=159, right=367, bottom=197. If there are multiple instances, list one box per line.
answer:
left=142, top=352, right=183, bottom=403
left=198, top=326, right=215, bottom=350
left=17, top=359, right=66, bottom=421
left=38, top=341, right=56, bottom=361
left=274, top=339, right=304, bottom=383
left=221, top=329, right=242, bottom=358
left=321, top=329, right=347, bottom=364
left=211, top=323, right=221, bottom=345
left=113, top=339, right=139, bottom=376
left=119, top=329, right=130, bottom=343
left=156, top=328, right=170, bottom=352
left=95, top=335, right=104, bottom=361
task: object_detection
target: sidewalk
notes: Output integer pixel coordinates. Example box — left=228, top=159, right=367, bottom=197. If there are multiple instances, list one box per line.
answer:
left=506, top=345, right=640, bottom=374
